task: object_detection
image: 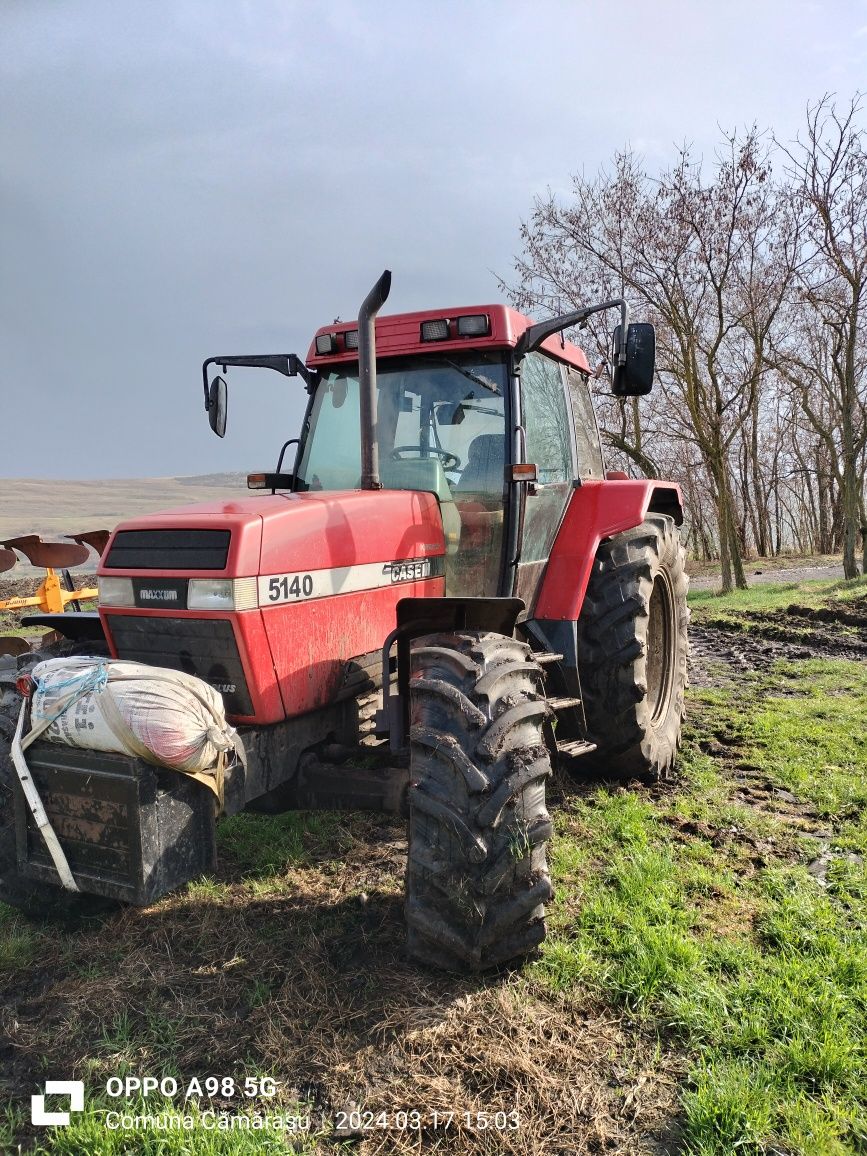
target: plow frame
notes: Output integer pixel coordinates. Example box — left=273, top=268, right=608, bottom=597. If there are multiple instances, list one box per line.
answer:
left=0, top=532, right=109, bottom=652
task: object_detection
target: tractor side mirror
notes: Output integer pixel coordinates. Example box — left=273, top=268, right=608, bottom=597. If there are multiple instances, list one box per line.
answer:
left=208, top=376, right=228, bottom=437
left=611, top=323, right=655, bottom=397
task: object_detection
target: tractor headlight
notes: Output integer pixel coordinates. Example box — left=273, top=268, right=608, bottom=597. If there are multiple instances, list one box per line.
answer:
left=456, top=313, right=490, bottom=337
left=188, top=579, right=235, bottom=610
left=420, top=318, right=450, bottom=342
left=97, top=577, right=134, bottom=606
left=188, top=578, right=258, bottom=611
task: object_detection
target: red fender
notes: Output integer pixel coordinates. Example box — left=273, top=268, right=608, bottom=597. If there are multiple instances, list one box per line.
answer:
left=534, top=479, right=683, bottom=622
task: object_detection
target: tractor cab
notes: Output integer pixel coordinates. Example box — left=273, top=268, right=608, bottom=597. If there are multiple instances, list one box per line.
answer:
left=203, top=273, right=654, bottom=612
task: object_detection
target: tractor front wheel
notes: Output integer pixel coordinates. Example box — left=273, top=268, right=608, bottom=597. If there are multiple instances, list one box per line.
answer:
left=405, top=631, right=553, bottom=973
left=576, top=514, right=689, bottom=782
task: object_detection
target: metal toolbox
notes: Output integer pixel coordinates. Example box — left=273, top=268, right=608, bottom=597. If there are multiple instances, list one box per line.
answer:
left=14, top=741, right=218, bottom=905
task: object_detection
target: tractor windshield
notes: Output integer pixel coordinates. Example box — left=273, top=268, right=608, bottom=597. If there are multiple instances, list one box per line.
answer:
left=295, top=354, right=508, bottom=595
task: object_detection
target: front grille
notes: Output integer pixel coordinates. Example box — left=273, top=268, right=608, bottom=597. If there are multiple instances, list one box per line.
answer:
left=105, top=614, right=252, bottom=716
left=104, top=529, right=231, bottom=570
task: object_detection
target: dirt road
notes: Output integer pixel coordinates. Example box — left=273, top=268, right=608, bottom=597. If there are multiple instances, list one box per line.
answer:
left=688, top=562, right=846, bottom=590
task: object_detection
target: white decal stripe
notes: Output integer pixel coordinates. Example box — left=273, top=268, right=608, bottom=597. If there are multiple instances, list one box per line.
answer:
left=257, top=557, right=439, bottom=607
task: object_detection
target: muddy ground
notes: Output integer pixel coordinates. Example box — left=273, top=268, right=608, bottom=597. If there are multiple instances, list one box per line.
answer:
left=0, top=579, right=865, bottom=1153
left=689, top=592, right=867, bottom=685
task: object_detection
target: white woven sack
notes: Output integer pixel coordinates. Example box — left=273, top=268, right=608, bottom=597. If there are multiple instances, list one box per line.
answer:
left=30, top=656, right=237, bottom=776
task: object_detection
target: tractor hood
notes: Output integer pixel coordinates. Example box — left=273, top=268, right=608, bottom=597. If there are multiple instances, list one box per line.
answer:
left=98, top=489, right=447, bottom=579
left=97, top=489, right=448, bottom=725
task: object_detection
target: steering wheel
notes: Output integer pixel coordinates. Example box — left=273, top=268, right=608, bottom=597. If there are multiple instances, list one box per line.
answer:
left=390, top=445, right=462, bottom=471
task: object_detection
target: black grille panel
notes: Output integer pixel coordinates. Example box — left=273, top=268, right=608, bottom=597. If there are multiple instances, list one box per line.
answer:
left=105, top=614, right=252, bottom=716
left=105, top=529, right=231, bottom=570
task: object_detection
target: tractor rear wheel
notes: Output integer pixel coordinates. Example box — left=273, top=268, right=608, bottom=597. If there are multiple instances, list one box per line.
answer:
left=576, top=514, right=689, bottom=782
left=406, top=631, right=553, bottom=973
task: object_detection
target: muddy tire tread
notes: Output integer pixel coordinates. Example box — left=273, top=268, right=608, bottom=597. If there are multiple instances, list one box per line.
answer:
left=406, top=631, right=553, bottom=973
left=576, top=515, right=689, bottom=781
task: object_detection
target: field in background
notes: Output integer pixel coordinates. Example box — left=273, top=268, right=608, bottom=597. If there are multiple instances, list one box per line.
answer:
left=0, top=475, right=247, bottom=573
left=2, top=474, right=845, bottom=580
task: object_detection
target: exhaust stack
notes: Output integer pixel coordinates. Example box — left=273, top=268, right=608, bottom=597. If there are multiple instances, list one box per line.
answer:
left=357, top=269, right=391, bottom=490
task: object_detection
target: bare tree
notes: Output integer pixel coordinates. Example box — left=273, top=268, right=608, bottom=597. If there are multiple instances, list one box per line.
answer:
left=505, top=129, right=797, bottom=591
left=777, top=95, right=867, bottom=578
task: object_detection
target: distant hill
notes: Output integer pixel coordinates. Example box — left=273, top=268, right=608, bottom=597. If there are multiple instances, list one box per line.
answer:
left=0, top=474, right=250, bottom=573
left=173, top=472, right=249, bottom=487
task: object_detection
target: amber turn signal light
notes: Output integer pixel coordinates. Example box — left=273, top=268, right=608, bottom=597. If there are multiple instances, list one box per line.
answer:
left=509, top=463, right=538, bottom=482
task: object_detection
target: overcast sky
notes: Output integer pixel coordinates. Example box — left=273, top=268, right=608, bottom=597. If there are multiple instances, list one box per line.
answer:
left=2, top=0, right=866, bottom=479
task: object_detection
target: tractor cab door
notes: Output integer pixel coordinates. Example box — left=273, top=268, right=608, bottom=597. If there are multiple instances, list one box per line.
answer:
left=515, top=352, right=605, bottom=608
left=515, top=352, right=573, bottom=605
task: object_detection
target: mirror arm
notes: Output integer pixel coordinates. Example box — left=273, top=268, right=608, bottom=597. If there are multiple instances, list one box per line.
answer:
left=515, top=298, right=629, bottom=364
left=286, top=355, right=320, bottom=391
left=202, top=360, right=214, bottom=410
left=202, top=354, right=318, bottom=410
left=614, top=300, right=629, bottom=368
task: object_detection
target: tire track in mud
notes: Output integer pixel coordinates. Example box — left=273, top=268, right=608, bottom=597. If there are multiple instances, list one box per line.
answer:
left=688, top=594, right=867, bottom=689
left=685, top=593, right=867, bottom=877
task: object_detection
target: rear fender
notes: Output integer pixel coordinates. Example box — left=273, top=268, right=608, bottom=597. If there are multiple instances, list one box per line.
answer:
left=534, top=480, right=683, bottom=622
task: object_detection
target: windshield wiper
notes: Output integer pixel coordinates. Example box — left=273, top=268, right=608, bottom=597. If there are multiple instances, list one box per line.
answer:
left=436, top=359, right=501, bottom=395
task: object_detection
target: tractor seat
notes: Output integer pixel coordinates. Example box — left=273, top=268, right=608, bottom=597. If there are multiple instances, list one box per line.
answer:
left=455, top=434, right=505, bottom=503
left=451, top=433, right=505, bottom=595
left=380, top=457, right=452, bottom=504
left=379, top=457, right=461, bottom=554
left=454, top=432, right=505, bottom=538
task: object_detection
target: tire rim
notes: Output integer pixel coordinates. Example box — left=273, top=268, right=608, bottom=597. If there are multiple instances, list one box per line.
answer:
left=646, top=571, right=675, bottom=725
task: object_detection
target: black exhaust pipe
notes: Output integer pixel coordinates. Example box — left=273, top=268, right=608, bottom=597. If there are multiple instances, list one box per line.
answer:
left=357, top=269, right=391, bottom=490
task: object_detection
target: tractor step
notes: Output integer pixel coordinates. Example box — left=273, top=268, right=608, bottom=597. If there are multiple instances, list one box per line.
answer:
left=556, top=739, right=598, bottom=759
left=547, top=695, right=582, bottom=712
left=533, top=651, right=564, bottom=665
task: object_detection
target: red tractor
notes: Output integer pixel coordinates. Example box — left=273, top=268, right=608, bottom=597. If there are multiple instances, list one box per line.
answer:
left=0, top=272, right=688, bottom=972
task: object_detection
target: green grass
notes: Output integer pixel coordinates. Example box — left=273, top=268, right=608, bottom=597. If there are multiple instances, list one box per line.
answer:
left=533, top=626, right=867, bottom=1153
left=0, top=1104, right=25, bottom=1154
left=748, top=661, right=867, bottom=818
left=216, top=810, right=341, bottom=879
left=0, top=903, right=41, bottom=972
left=184, top=875, right=233, bottom=902
left=688, top=574, right=867, bottom=622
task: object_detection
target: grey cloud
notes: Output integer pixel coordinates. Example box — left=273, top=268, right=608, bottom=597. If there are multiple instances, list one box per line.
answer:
left=1, top=0, right=865, bottom=476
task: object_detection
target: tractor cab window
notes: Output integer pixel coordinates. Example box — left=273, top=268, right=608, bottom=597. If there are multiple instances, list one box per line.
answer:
left=295, top=377, right=363, bottom=491
left=520, top=352, right=573, bottom=567
left=295, top=355, right=508, bottom=596
left=565, top=366, right=605, bottom=478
